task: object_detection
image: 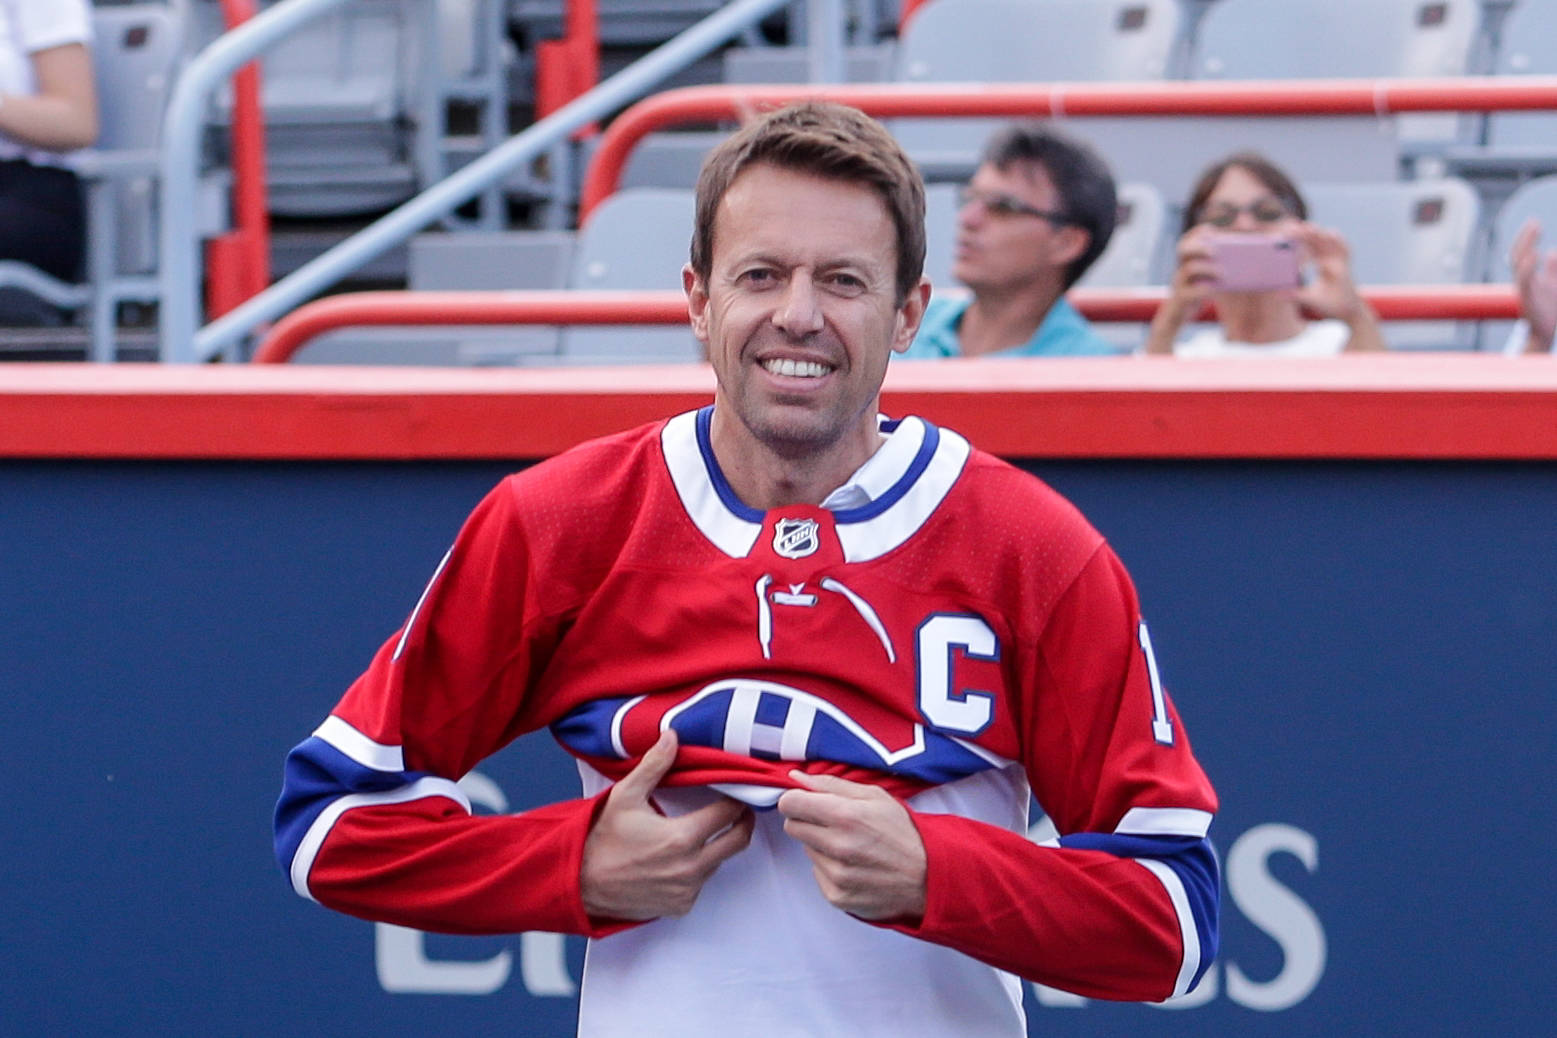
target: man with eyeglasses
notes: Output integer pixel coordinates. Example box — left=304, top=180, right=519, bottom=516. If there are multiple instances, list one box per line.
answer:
left=899, top=123, right=1123, bottom=359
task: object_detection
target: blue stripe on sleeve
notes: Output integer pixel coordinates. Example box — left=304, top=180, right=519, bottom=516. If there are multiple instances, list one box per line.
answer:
left=272, top=734, right=428, bottom=879
left=1060, top=831, right=1221, bottom=993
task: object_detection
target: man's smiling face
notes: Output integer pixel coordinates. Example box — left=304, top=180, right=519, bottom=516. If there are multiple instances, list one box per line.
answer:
left=686, top=162, right=926, bottom=464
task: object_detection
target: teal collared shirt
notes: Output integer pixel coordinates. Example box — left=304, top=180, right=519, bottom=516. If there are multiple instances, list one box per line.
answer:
left=899, top=295, right=1122, bottom=359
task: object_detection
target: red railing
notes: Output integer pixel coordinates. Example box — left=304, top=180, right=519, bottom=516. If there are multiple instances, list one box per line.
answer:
left=205, top=0, right=272, bottom=319
left=251, top=285, right=1521, bottom=364
left=577, top=76, right=1557, bottom=219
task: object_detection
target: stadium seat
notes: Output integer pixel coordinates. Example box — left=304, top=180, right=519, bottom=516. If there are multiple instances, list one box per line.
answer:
left=188, top=0, right=447, bottom=218
left=1191, top=0, right=1484, bottom=154
left=0, top=2, right=203, bottom=360
left=889, top=0, right=1191, bottom=182
left=1302, top=176, right=1482, bottom=349
left=286, top=229, right=578, bottom=365
left=561, top=187, right=703, bottom=362
left=1073, top=0, right=1491, bottom=206
left=1462, top=0, right=1557, bottom=178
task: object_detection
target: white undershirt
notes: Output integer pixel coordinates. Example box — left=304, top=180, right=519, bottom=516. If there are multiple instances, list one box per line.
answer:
left=1174, top=318, right=1350, bottom=358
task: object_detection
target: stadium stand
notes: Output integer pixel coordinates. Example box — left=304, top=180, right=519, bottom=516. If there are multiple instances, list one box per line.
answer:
left=1191, top=0, right=1485, bottom=154
left=1441, top=0, right=1557, bottom=201
left=26, top=0, right=1547, bottom=365
left=889, top=0, right=1190, bottom=183
left=186, top=0, right=436, bottom=219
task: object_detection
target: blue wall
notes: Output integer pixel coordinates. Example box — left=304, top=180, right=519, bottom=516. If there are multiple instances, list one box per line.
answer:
left=4, top=458, right=1552, bottom=1036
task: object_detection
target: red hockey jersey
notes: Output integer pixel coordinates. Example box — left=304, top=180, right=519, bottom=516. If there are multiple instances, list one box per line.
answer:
left=276, top=408, right=1219, bottom=1036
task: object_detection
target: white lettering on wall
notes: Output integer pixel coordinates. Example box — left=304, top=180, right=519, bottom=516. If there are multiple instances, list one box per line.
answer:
left=1224, top=823, right=1327, bottom=1011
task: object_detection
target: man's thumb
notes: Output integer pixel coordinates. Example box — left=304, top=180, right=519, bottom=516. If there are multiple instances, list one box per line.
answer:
left=613, top=728, right=679, bottom=801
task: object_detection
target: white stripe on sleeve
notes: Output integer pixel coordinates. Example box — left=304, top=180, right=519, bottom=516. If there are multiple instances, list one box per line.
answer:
left=1135, top=857, right=1201, bottom=1000
left=1116, top=807, right=1213, bottom=838
left=315, top=715, right=406, bottom=773
left=289, top=776, right=473, bottom=901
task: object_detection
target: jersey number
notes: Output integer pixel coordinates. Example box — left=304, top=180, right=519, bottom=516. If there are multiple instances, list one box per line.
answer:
left=1140, top=621, right=1174, bottom=745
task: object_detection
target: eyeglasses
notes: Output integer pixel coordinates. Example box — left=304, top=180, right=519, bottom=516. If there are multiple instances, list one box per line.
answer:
left=958, top=187, right=1074, bottom=225
left=1198, top=199, right=1291, bottom=228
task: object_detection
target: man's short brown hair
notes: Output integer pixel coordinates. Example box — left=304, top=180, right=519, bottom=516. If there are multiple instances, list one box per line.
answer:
left=690, top=101, right=927, bottom=305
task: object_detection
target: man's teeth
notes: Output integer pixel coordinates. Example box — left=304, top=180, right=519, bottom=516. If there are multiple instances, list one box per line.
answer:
left=763, top=358, right=830, bottom=378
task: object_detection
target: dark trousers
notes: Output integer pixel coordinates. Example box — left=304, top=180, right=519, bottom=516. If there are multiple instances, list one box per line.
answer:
left=0, top=157, right=87, bottom=282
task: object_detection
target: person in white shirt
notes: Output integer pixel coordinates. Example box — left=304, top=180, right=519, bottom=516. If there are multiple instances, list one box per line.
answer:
left=0, top=0, right=97, bottom=317
left=1143, top=152, right=1385, bottom=357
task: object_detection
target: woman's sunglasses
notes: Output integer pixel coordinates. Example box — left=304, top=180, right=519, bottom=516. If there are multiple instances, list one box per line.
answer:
left=1199, top=199, right=1291, bottom=228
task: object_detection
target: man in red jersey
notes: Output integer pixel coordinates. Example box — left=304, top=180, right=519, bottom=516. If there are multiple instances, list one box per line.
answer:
left=276, top=101, right=1219, bottom=1037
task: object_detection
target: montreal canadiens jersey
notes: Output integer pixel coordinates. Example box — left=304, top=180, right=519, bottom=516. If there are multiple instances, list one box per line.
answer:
left=275, top=407, right=1220, bottom=1037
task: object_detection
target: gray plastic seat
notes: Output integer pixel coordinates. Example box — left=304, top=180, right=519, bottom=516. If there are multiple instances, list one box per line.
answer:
left=561, top=188, right=704, bottom=363
left=188, top=0, right=442, bottom=218
left=890, top=0, right=1190, bottom=182
left=1192, top=0, right=1483, bottom=153
left=1302, top=177, right=1482, bottom=349
left=1478, top=0, right=1557, bottom=172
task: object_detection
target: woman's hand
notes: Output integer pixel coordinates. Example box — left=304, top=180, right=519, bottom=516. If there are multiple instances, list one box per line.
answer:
left=1143, top=225, right=1219, bottom=354
left=1510, top=218, right=1557, bottom=352
left=1291, top=223, right=1384, bottom=351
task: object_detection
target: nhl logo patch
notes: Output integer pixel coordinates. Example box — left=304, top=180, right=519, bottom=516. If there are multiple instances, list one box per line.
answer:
left=773, top=517, right=821, bottom=559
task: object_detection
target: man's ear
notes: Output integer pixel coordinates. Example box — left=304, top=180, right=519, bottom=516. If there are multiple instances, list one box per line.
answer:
left=891, top=276, right=934, bottom=354
left=683, top=263, right=710, bottom=344
left=1046, top=225, right=1092, bottom=270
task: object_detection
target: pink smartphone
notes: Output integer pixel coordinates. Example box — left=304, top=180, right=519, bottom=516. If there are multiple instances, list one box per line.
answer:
left=1207, top=232, right=1301, bottom=293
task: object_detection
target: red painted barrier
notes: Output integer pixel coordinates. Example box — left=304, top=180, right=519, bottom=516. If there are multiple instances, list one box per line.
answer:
left=5, top=354, right=1555, bottom=460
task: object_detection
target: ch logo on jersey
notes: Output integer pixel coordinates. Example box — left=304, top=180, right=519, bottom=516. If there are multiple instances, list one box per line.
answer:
left=773, top=517, right=820, bottom=559
left=551, top=678, right=1008, bottom=790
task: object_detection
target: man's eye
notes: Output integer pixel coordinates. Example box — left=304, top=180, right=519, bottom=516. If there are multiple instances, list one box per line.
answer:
left=741, top=269, right=775, bottom=284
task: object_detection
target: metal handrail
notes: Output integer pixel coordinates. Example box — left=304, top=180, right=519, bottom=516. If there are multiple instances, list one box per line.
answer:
left=250, top=284, right=1523, bottom=364
left=578, top=75, right=1557, bottom=219
left=158, top=0, right=798, bottom=363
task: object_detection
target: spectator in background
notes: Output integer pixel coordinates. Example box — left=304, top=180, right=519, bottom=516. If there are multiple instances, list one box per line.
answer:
left=1506, top=218, right=1557, bottom=354
left=0, top=0, right=98, bottom=319
left=900, top=122, right=1122, bottom=359
left=1143, top=152, right=1385, bottom=357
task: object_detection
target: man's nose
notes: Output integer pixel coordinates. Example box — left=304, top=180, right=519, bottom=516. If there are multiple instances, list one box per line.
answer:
left=772, top=277, right=824, bottom=337
left=957, top=197, right=985, bottom=230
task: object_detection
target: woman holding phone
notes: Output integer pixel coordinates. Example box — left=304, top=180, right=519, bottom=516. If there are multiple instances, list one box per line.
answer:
left=1142, top=152, right=1385, bottom=356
